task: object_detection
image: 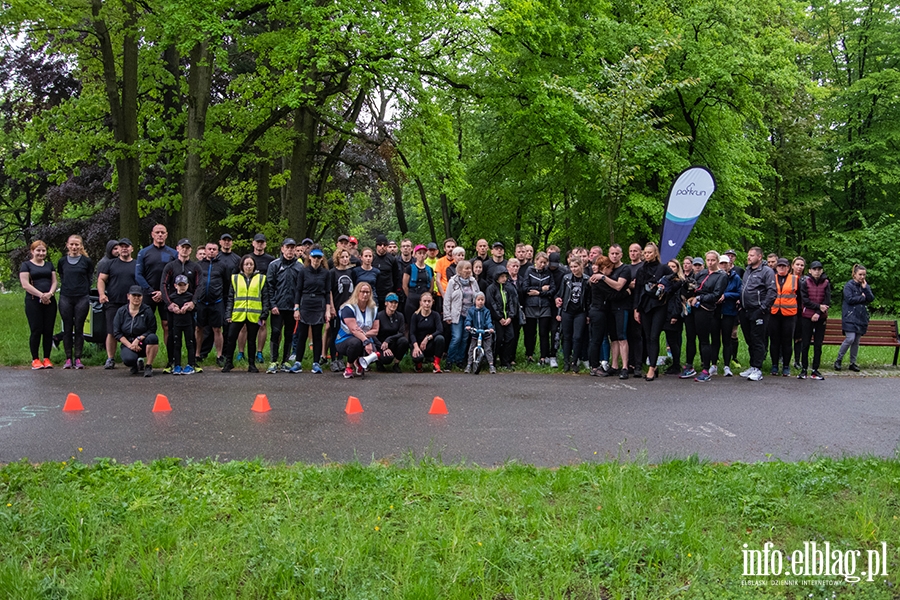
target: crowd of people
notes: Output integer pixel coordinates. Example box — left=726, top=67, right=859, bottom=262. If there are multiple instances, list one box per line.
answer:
left=18, top=226, right=876, bottom=381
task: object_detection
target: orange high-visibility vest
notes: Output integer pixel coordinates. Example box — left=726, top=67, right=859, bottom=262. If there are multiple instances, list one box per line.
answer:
left=771, top=274, right=798, bottom=316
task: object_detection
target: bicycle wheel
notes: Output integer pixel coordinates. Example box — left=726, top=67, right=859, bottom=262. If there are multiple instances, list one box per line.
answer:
left=473, top=346, right=484, bottom=374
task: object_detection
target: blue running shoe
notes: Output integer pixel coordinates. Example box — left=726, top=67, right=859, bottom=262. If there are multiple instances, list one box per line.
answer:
left=173, top=365, right=183, bottom=375
left=182, top=365, right=195, bottom=375
left=311, top=362, right=323, bottom=374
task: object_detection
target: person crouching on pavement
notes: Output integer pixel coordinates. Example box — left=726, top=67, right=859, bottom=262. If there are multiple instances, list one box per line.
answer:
left=374, top=293, right=409, bottom=372
left=114, top=286, right=160, bottom=377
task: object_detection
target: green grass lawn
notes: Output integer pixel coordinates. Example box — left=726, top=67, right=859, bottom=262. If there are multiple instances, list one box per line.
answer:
left=2, top=290, right=898, bottom=372
left=2, top=457, right=898, bottom=598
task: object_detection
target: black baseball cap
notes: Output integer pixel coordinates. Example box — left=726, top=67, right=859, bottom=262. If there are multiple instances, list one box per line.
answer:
left=220, top=233, right=233, bottom=240
left=174, top=274, right=189, bottom=285
left=426, top=242, right=438, bottom=250
left=253, top=233, right=266, bottom=242
left=177, top=238, right=192, bottom=247
left=118, top=238, right=133, bottom=247
left=300, top=238, right=314, bottom=246
left=128, top=285, right=144, bottom=296
left=776, top=258, right=790, bottom=267
left=492, top=241, right=505, bottom=249
left=282, top=238, right=297, bottom=247
left=375, top=234, right=389, bottom=245
left=810, top=261, right=823, bottom=269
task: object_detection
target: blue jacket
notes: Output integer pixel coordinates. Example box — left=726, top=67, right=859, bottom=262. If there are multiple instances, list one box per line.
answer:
left=841, top=279, right=875, bottom=334
left=465, top=305, right=493, bottom=331
left=721, top=270, right=743, bottom=316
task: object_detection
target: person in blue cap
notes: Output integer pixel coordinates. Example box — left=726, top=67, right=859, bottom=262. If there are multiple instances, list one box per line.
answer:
left=374, top=292, right=408, bottom=372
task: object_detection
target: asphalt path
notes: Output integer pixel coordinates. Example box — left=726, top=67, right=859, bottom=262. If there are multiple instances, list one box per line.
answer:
left=1, top=367, right=898, bottom=466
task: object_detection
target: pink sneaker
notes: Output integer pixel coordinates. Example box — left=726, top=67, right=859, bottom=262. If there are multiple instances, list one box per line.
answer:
left=63, top=359, right=73, bottom=369
left=74, top=359, right=85, bottom=370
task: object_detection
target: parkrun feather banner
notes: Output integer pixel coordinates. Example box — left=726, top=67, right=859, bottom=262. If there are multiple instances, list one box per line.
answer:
left=659, top=166, right=716, bottom=264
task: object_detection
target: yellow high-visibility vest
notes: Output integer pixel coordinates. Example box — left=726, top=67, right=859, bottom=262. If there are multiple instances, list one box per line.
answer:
left=231, top=273, right=266, bottom=322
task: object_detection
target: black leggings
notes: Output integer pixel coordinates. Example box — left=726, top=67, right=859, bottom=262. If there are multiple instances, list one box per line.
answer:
left=524, top=316, right=552, bottom=359
left=664, top=319, right=682, bottom=368
left=378, top=336, right=410, bottom=363
left=224, top=320, right=259, bottom=365
left=693, top=308, right=721, bottom=371
left=768, top=313, right=796, bottom=370
left=801, top=317, right=826, bottom=371
left=588, top=309, right=610, bottom=368
left=719, top=314, right=738, bottom=366
left=292, top=322, right=324, bottom=363
left=683, top=310, right=697, bottom=366
left=560, top=311, right=588, bottom=367
left=58, top=294, right=89, bottom=360
left=120, top=334, right=160, bottom=367
left=269, top=312, right=297, bottom=364
left=412, top=334, right=446, bottom=364
left=25, top=298, right=57, bottom=360
left=640, top=306, right=668, bottom=369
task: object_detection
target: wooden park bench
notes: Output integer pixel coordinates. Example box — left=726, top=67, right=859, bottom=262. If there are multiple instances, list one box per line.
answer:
left=823, top=319, right=900, bottom=366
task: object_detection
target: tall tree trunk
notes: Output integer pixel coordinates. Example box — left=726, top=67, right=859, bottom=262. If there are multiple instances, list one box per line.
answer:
left=397, top=148, right=435, bottom=242
left=256, top=158, right=270, bottom=227
left=288, top=106, right=316, bottom=238
left=180, top=42, right=213, bottom=245
left=92, top=0, right=140, bottom=244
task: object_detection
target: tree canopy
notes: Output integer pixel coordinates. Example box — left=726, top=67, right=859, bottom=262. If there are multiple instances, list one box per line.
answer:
left=1, top=0, right=899, bottom=308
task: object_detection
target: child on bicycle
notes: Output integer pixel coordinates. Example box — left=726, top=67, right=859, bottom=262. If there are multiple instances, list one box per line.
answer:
left=464, top=292, right=496, bottom=374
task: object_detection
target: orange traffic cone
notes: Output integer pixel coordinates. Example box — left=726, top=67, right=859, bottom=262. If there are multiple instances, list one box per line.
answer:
left=63, top=392, right=84, bottom=412
left=428, top=396, right=448, bottom=415
left=251, top=394, right=271, bottom=413
left=345, top=396, right=364, bottom=414
left=152, top=394, right=172, bottom=413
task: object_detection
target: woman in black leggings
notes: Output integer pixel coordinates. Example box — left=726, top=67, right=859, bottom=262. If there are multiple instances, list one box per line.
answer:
left=633, top=243, right=674, bottom=381
left=688, top=251, right=727, bottom=382
left=19, top=240, right=58, bottom=369
left=56, top=235, right=94, bottom=369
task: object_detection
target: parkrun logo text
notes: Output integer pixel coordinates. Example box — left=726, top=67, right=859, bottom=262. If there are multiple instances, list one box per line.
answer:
left=742, top=542, right=889, bottom=583
left=674, top=182, right=707, bottom=197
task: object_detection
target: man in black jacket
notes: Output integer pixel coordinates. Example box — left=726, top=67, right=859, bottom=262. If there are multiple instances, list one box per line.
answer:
left=160, top=239, right=200, bottom=372
left=739, top=246, right=777, bottom=381
left=196, top=242, right=231, bottom=366
left=372, top=234, right=401, bottom=311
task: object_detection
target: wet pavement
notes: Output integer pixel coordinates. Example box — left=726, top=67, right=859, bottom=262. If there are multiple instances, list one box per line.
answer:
left=1, top=367, right=898, bottom=465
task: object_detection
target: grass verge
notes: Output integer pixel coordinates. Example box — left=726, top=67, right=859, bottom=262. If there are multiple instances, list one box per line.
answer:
left=2, top=457, right=899, bottom=598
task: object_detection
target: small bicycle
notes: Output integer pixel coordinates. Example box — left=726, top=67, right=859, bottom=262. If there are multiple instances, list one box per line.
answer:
left=468, top=328, right=491, bottom=374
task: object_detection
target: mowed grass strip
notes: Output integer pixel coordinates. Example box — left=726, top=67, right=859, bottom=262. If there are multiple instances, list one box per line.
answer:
left=1, top=457, right=899, bottom=598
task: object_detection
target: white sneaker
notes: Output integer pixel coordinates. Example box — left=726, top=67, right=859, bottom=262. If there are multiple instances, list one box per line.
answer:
left=748, top=368, right=763, bottom=381
left=739, top=367, right=753, bottom=378
left=601, top=360, right=609, bottom=371
left=709, top=365, right=718, bottom=376
left=549, top=357, right=558, bottom=368
left=723, top=366, right=733, bottom=377
left=582, top=360, right=591, bottom=370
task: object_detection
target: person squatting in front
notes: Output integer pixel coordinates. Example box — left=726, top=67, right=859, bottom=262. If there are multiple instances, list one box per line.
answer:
left=374, top=293, right=409, bottom=373
left=335, top=282, right=380, bottom=379
left=113, top=286, right=160, bottom=377
left=409, top=291, right=445, bottom=373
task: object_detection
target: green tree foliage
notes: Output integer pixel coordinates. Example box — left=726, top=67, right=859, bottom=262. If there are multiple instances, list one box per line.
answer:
left=3, top=0, right=900, bottom=307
